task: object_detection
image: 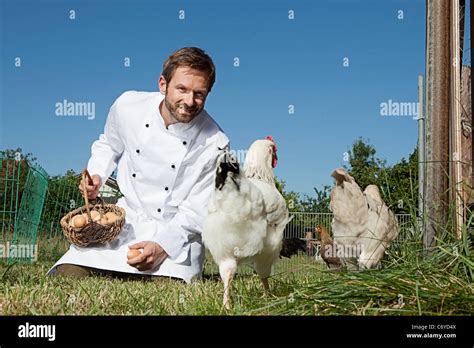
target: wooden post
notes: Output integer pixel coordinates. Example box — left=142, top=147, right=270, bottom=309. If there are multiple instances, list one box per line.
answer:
left=451, top=0, right=463, bottom=239
left=460, top=66, right=472, bottom=209
left=471, top=0, right=474, bottom=209
left=424, top=0, right=451, bottom=252
left=418, top=75, right=425, bottom=220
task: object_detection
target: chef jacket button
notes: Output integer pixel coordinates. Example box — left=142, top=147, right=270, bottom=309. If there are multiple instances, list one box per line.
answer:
left=157, top=208, right=161, bottom=213
left=136, top=149, right=140, bottom=154
left=171, top=164, right=176, bottom=169
left=145, top=124, right=149, bottom=128
left=132, top=173, right=136, bottom=178
left=165, top=187, right=169, bottom=191
left=182, top=141, right=187, bottom=146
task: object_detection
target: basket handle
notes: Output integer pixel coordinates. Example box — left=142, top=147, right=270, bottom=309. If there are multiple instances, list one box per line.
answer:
left=81, top=169, right=94, bottom=221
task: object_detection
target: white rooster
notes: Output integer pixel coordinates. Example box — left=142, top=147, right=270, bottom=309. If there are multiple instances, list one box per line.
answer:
left=203, top=137, right=292, bottom=309
left=330, top=168, right=399, bottom=269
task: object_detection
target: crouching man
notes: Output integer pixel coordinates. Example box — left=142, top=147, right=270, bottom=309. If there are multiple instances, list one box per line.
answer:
left=48, top=47, right=229, bottom=283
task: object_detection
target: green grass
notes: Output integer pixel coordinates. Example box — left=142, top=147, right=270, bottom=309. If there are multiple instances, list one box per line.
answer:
left=0, top=211, right=472, bottom=316
left=0, top=228, right=472, bottom=315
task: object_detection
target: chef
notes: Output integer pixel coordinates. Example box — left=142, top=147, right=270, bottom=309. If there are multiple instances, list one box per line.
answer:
left=48, top=47, right=229, bottom=283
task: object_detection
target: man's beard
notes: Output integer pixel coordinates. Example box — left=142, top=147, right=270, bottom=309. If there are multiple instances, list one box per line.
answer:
left=164, top=96, right=202, bottom=123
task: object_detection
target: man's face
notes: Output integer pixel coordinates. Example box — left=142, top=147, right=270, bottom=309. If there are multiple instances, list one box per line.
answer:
left=159, top=66, right=209, bottom=123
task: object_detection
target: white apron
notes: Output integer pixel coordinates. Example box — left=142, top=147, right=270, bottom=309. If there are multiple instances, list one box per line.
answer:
left=48, top=198, right=205, bottom=282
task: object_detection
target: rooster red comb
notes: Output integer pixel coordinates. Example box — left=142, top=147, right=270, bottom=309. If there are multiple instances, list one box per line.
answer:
left=265, top=135, right=277, bottom=152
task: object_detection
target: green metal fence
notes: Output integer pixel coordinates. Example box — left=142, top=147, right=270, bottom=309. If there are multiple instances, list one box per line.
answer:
left=0, top=158, right=48, bottom=263
left=0, top=157, right=22, bottom=244
left=0, top=157, right=125, bottom=262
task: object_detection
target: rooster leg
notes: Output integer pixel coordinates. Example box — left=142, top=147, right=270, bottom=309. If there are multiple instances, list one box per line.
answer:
left=219, top=260, right=237, bottom=310
left=254, top=259, right=272, bottom=296
left=261, top=277, right=270, bottom=294
left=222, top=269, right=234, bottom=310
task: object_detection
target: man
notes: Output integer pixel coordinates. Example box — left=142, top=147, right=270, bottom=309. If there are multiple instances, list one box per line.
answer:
left=48, top=47, right=229, bottom=283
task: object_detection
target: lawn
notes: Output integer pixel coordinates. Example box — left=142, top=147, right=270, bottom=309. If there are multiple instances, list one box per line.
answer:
left=0, top=229, right=472, bottom=315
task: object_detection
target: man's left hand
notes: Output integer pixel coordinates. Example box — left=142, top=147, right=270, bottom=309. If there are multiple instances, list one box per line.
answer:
left=127, top=241, right=168, bottom=271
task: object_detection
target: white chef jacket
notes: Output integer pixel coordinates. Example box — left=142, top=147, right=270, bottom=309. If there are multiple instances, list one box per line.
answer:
left=48, top=90, right=229, bottom=282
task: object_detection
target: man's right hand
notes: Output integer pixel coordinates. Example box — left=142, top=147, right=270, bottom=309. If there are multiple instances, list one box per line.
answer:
left=79, top=174, right=102, bottom=200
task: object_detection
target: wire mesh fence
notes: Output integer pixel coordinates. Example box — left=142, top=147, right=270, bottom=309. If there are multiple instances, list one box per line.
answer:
left=0, top=158, right=48, bottom=263
left=0, top=156, right=417, bottom=273
left=204, top=212, right=414, bottom=275
left=11, top=161, right=48, bottom=262
left=273, top=212, right=414, bottom=273
left=0, top=157, right=22, bottom=246
left=0, top=157, right=123, bottom=262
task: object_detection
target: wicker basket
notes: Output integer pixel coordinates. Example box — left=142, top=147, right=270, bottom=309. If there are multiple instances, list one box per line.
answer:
left=60, top=170, right=126, bottom=247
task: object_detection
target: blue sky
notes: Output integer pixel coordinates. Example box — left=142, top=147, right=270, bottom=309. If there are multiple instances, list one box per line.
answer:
left=1, top=0, right=429, bottom=196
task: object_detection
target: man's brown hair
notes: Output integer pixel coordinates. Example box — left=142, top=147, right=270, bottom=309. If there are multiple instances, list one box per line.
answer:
left=162, top=47, right=216, bottom=92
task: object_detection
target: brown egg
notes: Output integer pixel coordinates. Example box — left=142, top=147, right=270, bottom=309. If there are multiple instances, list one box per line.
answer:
left=105, top=212, right=118, bottom=224
left=99, top=216, right=109, bottom=225
left=81, top=213, right=90, bottom=223
left=71, top=215, right=87, bottom=228
left=90, top=210, right=101, bottom=222
left=127, top=249, right=142, bottom=260
left=105, top=212, right=117, bottom=219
